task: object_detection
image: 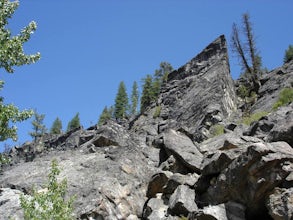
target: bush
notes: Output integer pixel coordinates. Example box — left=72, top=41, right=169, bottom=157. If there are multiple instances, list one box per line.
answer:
left=20, top=160, right=75, bottom=220
left=209, top=124, right=225, bottom=137
left=273, top=88, right=293, bottom=110
left=153, top=105, right=161, bottom=118
left=241, top=111, right=269, bottom=125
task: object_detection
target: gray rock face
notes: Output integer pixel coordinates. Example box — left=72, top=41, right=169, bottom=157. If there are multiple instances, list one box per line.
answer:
left=0, top=121, right=160, bottom=219
left=1, top=35, right=293, bottom=220
left=158, top=35, right=237, bottom=141
left=202, top=141, right=293, bottom=218
left=130, top=35, right=237, bottom=144
left=0, top=188, right=24, bottom=220
left=251, top=60, right=293, bottom=113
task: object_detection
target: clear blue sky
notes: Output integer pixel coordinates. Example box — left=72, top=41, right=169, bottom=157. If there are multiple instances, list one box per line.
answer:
left=1, top=0, right=292, bottom=151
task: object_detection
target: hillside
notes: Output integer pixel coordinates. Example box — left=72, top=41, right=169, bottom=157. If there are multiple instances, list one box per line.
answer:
left=0, top=35, right=293, bottom=220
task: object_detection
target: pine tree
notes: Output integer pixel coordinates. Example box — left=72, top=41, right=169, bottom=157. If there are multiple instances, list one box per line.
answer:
left=231, top=13, right=262, bottom=95
left=130, top=81, right=139, bottom=115
left=67, top=113, right=80, bottom=132
left=154, top=62, right=173, bottom=82
left=98, top=106, right=112, bottom=125
left=140, top=74, right=154, bottom=113
left=284, top=45, right=293, bottom=63
left=50, top=117, right=62, bottom=135
left=29, top=111, right=47, bottom=141
left=114, top=81, right=129, bottom=120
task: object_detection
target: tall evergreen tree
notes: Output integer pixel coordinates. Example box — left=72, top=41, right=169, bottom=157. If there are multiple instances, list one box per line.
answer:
left=29, top=110, right=47, bottom=141
left=231, top=13, right=262, bottom=95
left=98, top=106, right=112, bottom=125
left=284, top=45, right=293, bottom=63
left=140, top=74, right=154, bottom=113
left=114, top=81, right=129, bottom=120
left=50, top=117, right=62, bottom=134
left=130, top=81, right=139, bottom=115
left=67, top=113, right=80, bottom=132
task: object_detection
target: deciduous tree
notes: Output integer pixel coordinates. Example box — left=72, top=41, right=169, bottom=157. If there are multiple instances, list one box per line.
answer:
left=0, top=0, right=40, bottom=141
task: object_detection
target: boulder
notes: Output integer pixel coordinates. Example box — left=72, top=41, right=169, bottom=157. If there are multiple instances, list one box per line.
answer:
left=202, top=142, right=293, bottom=218
left=143, top=198, right=168, bottom=220
left=0, top=188, right=24, bottom=220
left=266, top=187, right=293, bottom=220
left=168, top=185, right=198, bottom=216
left=190, top=202, right=246, bottom=220
left=162, top=129, right=203, bottom=173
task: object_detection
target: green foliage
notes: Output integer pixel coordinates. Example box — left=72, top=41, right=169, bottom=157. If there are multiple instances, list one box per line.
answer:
left=237, top=84, right=250, bottom=98
left=273, top=88, right=293, bottom=110
left=153, top=105, right=161, bottom=118
left=98, top=106, right=112, bottom=125
left=29, top=110, right=47, bottom=141
left=114, top=81, right=129, bottom=120
left=0, top=153, right=10, bottom=166
left=50, top=117, right=62, bottom=135
left=284, top=45, right=293, bottom=63
left=130, top=81, right=139, bottom=115
left=140, top=62, right=173, bottom=113
left=67, top=113, right=80, bottom=132
left=0, top=0, right=40, bottom=73
left=210, top=124, right=225, bottom=137
left=20, top=160, right=75, bottom=220
left=241, top=111, right=269, bottom=125
left=141, top=74, right=154, bottom=113
left=0, top=0, right=39, bottom=142
left=0, top=81, right=33, bottom=141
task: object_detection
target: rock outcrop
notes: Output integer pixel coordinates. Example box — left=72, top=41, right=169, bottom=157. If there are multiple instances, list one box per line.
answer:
left=1, top=35, right=293, bottom=220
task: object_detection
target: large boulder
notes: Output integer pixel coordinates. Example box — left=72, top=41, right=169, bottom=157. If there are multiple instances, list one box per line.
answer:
left=168, top=185, right=198, bottom=216
left=162, top=129, right=203, bottom=173
left=202, top=141, right=293, bottom=219
left=266, top=187, right=293, bottom=220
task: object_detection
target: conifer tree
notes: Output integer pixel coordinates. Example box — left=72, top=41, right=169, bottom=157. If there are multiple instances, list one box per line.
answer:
left=130, top=81, right=139, bottom=115
left=98, top=106, right=112, bottom=125
left=231, top=13, right=262, bottom=95
left=140, top=74, right=154, bottom=113
left=50, top=117, right=62, bottom=135
left=114, top=81, right=129, bottom=120
left=284, top=45, right=293, bottom=63
left=29, top=111, right=47, bottom=141
left=67, top=113, right=80, bottom=132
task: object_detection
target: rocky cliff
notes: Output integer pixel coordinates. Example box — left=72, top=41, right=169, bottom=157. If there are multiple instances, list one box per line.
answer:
left=0, top=35, right=292, bottom=220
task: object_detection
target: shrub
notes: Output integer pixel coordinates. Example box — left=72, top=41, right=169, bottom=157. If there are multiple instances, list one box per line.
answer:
left=209, top=124, right=225, bottom=137
left=272, top=88, right=293, bottom=110
left=153, top=105, right=161, bottom=118
left=241, top=111, right=269, bottom=125
left=20, top=160, right=75, bottom=220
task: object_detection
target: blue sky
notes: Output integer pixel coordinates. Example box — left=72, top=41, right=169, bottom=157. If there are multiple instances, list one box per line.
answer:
left=1, top=0, right=292, bottom=151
